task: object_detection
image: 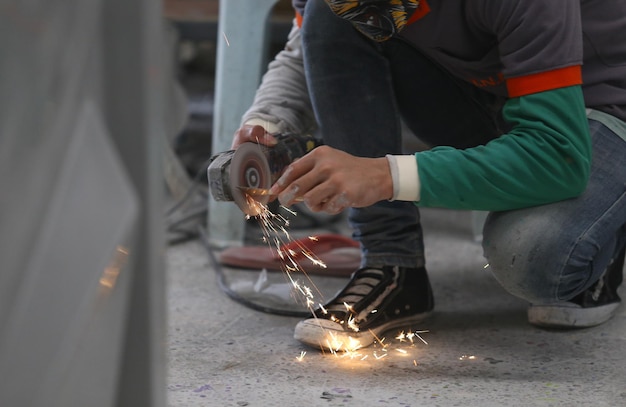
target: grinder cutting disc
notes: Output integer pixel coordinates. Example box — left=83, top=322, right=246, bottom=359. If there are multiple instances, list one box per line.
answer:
left=229, top=142, right=272, bottom=216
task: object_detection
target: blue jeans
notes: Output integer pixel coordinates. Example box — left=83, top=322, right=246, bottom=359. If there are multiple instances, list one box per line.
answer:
left=300, top=0, right=626, bottom=302
left=483, top=121, right=626, bottom=303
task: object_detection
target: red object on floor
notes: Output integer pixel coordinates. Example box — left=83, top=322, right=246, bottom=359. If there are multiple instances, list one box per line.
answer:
left=218, top=234, right=361, bottom=277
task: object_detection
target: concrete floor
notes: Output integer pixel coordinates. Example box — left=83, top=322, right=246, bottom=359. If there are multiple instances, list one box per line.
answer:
left=166, top=208, right=626, bottom=407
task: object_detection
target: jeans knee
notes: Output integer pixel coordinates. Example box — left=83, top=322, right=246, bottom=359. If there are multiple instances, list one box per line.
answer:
left=482, top=209, right=617, bottom=304
left=485, top=243, right=556, bottom=304
left=482, top=212, right=566, bottom=303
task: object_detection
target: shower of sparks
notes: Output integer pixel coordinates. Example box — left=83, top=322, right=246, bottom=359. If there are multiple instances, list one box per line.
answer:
left=242, top=192, right=430, bottom=364
left=242, top=193, right=326, bottom=312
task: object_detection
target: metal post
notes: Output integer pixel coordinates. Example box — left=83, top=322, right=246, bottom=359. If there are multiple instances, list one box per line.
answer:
left=209, top=0, right=279, bottom=247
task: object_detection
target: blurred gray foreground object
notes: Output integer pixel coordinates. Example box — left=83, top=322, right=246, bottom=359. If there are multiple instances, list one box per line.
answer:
left=0, top=1, right=174, bottom=406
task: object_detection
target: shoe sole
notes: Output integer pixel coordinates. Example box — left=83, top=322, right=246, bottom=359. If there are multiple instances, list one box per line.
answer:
left=293, top=311, right=433, bottom=351
left=528, top=302, right=620, bottom=329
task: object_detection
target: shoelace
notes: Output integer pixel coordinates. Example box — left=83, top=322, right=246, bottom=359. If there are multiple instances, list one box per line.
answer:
left=325, top=268, right=387, bottom=313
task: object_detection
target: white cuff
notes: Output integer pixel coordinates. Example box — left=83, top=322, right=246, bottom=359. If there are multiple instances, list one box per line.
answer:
left=385, top=155, right=420, bottom=202
left=244, top=118, right=281, bottom=134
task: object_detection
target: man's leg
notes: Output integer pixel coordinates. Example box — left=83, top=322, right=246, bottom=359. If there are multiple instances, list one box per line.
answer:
left=301, top=0, right=422, bottom=268
left=297, top=0, right=430, bottom=350
left=484, top=120, right=626, bottom=327
left=296, top=0, right=504, bottom=350
left=301, top=0, right=503, bottom=268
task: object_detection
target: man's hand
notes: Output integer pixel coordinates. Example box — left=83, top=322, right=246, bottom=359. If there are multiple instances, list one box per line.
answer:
left=231, top=125, right=278, bottom=149
left=268, top=145, right=394, bottom=214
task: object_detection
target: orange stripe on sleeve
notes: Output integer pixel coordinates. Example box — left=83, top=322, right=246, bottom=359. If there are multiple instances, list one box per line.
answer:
left=506, top=65, right=582, bottom=98
left=296, top=10, right=303, bottom=27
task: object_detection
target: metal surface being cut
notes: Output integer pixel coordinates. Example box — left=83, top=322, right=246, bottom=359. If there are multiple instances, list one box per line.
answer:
left=229, top=143, right=272, bottom=216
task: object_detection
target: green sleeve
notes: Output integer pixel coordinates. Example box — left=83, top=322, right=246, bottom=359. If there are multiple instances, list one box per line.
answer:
left=415, top=86, right=591, bottom=211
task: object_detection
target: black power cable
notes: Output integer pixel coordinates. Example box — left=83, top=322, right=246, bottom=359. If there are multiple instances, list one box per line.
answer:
left=196, top=224, right=310, bottom=317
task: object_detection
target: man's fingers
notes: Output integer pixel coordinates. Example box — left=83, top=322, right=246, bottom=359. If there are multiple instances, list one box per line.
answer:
left=245, top=125, right=276, bottom=144
left=232, top=125, right=277, bottom=149
left=274, top=160, right=324, bottom=206
left=270, top=165, right=294, bottom=195
left=271, top=157, right=309, bottom=194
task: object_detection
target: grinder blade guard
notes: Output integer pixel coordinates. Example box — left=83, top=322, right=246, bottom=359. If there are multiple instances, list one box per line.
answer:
left=208, top=133, right=320, bottom=216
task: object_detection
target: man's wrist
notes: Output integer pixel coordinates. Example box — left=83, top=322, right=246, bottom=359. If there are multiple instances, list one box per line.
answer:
left=385, top=154, right=420, bottom=202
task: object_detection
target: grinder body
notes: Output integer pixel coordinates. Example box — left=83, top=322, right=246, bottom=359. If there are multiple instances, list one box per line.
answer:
left=208, top=133, right=321, bottom=215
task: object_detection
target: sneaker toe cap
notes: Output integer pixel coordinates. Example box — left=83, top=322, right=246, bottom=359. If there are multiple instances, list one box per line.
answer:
left=294, top=318, right=357, bottom=349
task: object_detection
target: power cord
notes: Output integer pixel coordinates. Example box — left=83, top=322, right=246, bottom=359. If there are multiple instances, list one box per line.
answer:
left=196, top=224, right=311, bottom=317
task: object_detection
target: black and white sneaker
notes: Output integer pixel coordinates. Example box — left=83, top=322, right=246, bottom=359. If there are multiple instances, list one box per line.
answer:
left=293, top=266, right=434, bottom=351
left=528, top=247, right=624, bottom=328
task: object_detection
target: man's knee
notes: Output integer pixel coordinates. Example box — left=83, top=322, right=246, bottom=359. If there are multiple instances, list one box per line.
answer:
left=482, top=211, right=571, bottom=303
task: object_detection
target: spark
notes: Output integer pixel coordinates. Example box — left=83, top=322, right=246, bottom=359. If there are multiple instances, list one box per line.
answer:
left=369, top=330, right=388, bottom=350
left=347, top=315, right=360, bottom=332
left=397, top=330, right=429, bottom=345
left=222, top=31, right=230, bottom=46
left=301, top=250, right=327, bottom=268
left=287, top=256, right=300, bottom=271
left=324, top=332, right=363, bottom=353
left=374, top=352, right=387, bottom=360
left=342, top=350, right=362, bottom=360
left=281, top=205, right=297, bottom=216
left=296, top=351, right=306, bottom=362
left=281, top=226, right=291, bottom=240
left=413, top=330, right=429, bottom=345
left=396, top=348, right=408, bottom=355
left=346, top=337, right=363, bottom=352
left=484, top=263, right=490, bottom=269
left=459, top=355, right=476, bottom=361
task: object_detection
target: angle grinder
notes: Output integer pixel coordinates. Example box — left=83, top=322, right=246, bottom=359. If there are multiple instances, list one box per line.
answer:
left=208, top=133, right=321, bottom=216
